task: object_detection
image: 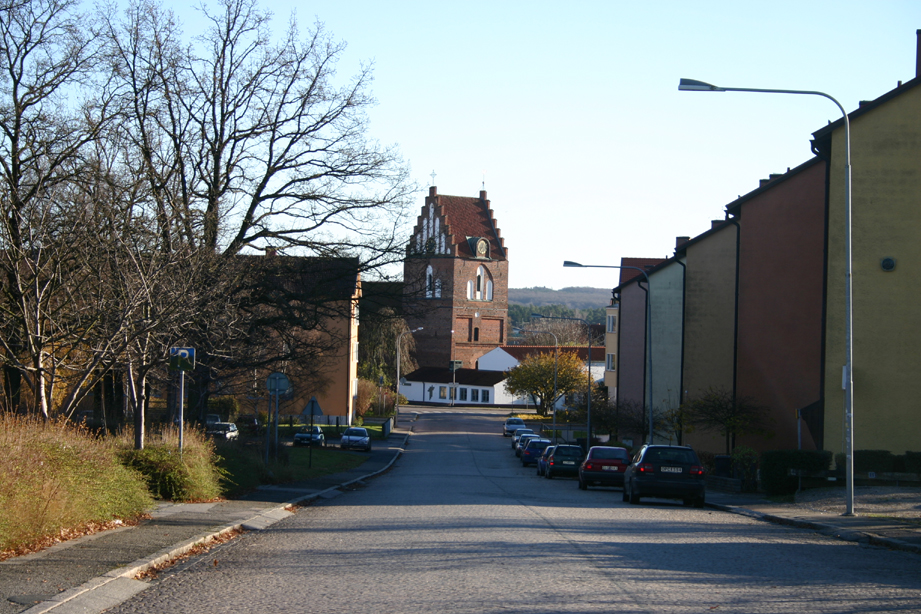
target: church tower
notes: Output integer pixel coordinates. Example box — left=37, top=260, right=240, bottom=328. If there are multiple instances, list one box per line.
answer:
left=403, top=186, right=509, bottom=370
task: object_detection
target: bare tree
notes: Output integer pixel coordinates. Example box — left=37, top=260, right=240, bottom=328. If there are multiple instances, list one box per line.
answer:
left=685, top=387, right=773, bottom=454
left=0, top=0, right=112, bottom=418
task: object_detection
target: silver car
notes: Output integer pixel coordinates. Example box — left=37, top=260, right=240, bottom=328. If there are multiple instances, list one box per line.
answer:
left=340, top=427, right=372, bottom=451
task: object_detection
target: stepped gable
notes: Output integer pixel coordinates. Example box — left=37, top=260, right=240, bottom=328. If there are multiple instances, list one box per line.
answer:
left=410, top=187, right=506, bottom=260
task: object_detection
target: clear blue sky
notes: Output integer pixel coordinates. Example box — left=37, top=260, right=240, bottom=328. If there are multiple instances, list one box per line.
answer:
left=185, top=0, right=921, bottom=290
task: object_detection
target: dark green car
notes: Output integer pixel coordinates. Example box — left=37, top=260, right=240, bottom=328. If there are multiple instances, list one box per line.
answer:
left=545, top=445, right=584, bottom=479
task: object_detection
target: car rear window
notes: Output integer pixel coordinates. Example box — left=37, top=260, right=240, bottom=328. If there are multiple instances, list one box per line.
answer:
left=554, top=447, right=583, bottom=458
left=591, top=448, right=629, bottom=461
left=644, top=448, right=698, bottom=464
left=526, top=440, right=551, bottom=451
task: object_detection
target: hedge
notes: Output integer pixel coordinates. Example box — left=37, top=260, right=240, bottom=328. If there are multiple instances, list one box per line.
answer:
left=760, top=449, right=832, bottom=496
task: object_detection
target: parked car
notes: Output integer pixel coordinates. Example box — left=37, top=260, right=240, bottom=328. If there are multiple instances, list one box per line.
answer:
left=515, top=433, right=542, bottom=457
left=521, top=438, right=552, bottom=466
left=206, top=422, right=239, bottom=441
left=340, top=427, right=372, bottom=451
left=511, top=428, right=534, bottom=449
left=503, top=417, right=527, bottom=437
left=622, top=445, right=706, bottom=507
left=545, top=445, right=584, bottom=479
left=536, top=445, right=556, bottom=477
left=237, top=414, right=260, bottom=434
left=293, top=425, right=325, bottom=447
left=578, top=446, right=631, bottom=490
left=205, top=413, right=221, bottom=425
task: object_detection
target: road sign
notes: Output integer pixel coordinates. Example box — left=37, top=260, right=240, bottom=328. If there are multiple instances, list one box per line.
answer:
left=303, top=396, right=323, bottom=417
left=169, top=347, right=195, bottom=371
left=266, top=372, right=291, bottom=393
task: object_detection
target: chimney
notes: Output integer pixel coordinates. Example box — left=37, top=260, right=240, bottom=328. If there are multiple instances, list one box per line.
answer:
left=429, top=186, right=437, bottom=197
left=759, top=178, right=770, bottom=187
left=917, top=29, right=921, bottom=77
left=479, top=190, right=487, bottom=202
left=711, top=220, right=723, bottom=229
left=675, top=236, right=690, bottom=249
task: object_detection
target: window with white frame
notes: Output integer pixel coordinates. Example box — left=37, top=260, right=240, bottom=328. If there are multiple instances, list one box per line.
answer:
left=439, top=386, right=447, bottom=399
left=482, top=390, right=490, bottom=403
left=426, top=265, right=434, bottom=298
left=607, top=315, right=617, bottom=333
left=606, top=353, right=616, bottom=371
left=471, top=389, right=479, bottom=402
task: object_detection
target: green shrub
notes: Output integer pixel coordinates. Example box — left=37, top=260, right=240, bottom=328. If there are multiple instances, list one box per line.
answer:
left=834, top=449, right=896, bottom=473
left=905, top=451, right=921, bottom=474
left=118, top=427, right=224, bottom=501
left=696, top=450, right=717, bottom=475
left=208, top=396, right=240, bottom=422
left=760, top=449, right=833, bottom=496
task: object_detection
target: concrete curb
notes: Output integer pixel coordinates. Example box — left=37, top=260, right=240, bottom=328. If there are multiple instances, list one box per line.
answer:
left=707, top=502, right=921, bottom=556
left=23, top=432, right=413, bottom=614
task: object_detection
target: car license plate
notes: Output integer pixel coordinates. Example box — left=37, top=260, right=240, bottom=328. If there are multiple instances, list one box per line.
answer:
left=602, top=466, right=617, bottom=471
left=661, top=466, right=682, bottom=473
left=563, top=461, right=575, bottom=465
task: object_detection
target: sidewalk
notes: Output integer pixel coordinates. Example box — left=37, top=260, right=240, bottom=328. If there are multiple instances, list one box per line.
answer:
left=705, top=488, right=921, bottom=555
left=3, top=431, right=921, bottom=614
left=0, top=430, right=412, bottom=614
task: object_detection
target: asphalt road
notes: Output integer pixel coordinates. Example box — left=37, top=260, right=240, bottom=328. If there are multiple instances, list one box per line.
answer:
left=106, top=409, right=921, bottom=614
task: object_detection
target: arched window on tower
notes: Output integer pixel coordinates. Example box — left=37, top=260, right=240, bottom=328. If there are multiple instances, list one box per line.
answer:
left=426, top=265, right=434, bottom=299
left=435, top=279, right=442, bottom=298
left=473, top=265, right=492, bottom=301
left=467, top=280, right=474, bottom=300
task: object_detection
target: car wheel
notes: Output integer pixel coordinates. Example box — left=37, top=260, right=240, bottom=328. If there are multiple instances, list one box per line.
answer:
left=578, top=478, right=587, bottom=490
left=628, top=482, right=640, bottom=505
left=546, top=469, right=553, bottom=479
left=622, top=488, right=629, bottom=503
left=694, top=495, right=705, bottom=508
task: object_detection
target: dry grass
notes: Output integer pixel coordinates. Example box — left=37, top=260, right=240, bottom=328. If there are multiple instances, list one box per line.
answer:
left=0, top=414, right=153, bottom=554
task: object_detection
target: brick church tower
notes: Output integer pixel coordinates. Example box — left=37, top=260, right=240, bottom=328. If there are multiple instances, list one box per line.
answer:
left=403, top=186, right=509, bottom=370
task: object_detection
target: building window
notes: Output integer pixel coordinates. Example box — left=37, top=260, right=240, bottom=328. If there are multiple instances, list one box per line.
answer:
left=473, top=327, right=479, bottom=341
left=434, top=279, right=442, bottom=298
left=607, top=315, right=617, bottom=333
left=459, top=388, right=467, bottom=401
left=471, top=389, right=479, bottom=402
left=426, top=265, right=434, bottom=299
left=467, top=280, right=474, bottom=300
left=482, top=390, right=490, bottom=403
left=606, top=353, right=616, bottom=371
left=449, top=387, right=456, bottom=400
left=439, top=386, right=447, bottom=399
left=485, top=280, right=493, bottom=301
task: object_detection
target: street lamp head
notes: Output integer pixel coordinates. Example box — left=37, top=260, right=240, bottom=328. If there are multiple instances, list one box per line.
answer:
left=562, top=260, right=583, bottom=268
left=412, top=327, right=423, bottom=332
left=678, top=78, right=724, bottom=92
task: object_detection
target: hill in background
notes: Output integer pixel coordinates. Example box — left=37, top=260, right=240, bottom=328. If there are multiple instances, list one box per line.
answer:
left=508, top=286, right=612, bottom=310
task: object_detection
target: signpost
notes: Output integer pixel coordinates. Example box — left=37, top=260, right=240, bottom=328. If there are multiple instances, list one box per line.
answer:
left=169, top=348, right=195, bottom=457
left=303, top=396, right=323, bottom=468
left=266, top=372, right=291, bottom=463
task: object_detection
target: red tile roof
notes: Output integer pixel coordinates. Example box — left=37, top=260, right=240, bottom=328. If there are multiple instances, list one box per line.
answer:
left=500, top=346, right=605, bottom=362
left=413, top=189, right=507, bottom=260
left=618, top=258, right=665, bottom=284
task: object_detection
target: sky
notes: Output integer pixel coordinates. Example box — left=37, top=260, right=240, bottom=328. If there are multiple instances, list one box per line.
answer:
left=181, top=0, right=921, bottom=290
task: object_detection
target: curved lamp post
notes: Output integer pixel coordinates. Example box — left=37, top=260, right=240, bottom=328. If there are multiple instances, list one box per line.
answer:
left=531, top=313, right=593, bottom=448
left=395, top=327, right=423, bottom=426
left=563, top=261, right=654, bottom=445
left=678, top=78, right=855, bottom=517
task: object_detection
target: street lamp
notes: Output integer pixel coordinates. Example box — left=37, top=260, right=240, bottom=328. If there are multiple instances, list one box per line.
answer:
left=395, top=327, right=423, bottom=426
left=518, top=328, right=559, bottom=442
left=678, top=77, right=856, bottom=517
left=531, top=313, right=593, bottom=449
left=563, top=261, right=654, bottom=445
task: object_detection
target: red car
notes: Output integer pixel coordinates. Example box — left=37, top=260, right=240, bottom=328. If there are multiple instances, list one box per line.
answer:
left=579, top=446, right=630, bottom=490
